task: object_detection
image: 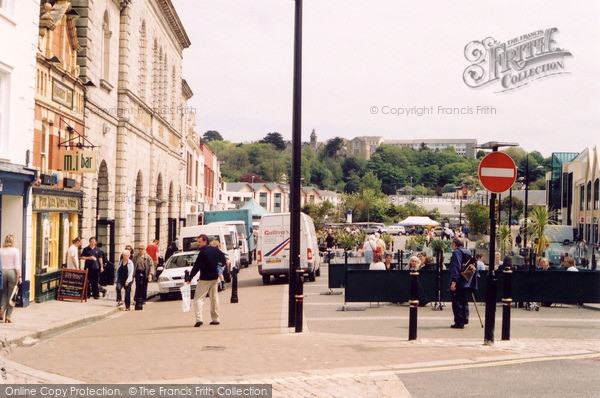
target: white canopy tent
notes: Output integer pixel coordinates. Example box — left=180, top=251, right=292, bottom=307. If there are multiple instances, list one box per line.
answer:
left=397, top=216, right=440, bottom=226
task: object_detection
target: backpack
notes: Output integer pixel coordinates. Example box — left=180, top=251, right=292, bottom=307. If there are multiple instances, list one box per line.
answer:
left=460, top=251, right=477, bottom=282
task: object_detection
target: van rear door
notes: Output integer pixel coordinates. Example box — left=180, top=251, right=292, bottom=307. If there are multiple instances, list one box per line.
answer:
left=261, top=216, right=290, bottom=271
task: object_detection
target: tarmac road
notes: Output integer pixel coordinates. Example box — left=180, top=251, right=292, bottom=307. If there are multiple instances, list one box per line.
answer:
left=5, top=261, right=600, bottom=397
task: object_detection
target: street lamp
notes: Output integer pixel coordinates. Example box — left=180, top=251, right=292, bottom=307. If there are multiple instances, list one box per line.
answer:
left=288, top=0, right=303, bottom=332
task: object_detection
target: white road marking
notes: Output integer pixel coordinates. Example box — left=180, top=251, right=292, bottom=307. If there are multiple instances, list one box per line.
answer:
left=306, top=316, right=600, bottom=323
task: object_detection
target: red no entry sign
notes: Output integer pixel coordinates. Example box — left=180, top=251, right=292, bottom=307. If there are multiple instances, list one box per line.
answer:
left=478, top=152, right=517, bottom=193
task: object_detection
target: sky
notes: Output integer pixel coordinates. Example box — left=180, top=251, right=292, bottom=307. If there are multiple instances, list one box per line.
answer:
left=171, top=0, right=600, bottom=157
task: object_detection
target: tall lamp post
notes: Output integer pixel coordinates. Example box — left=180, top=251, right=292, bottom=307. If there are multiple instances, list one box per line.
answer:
left=523, top=155, right=530, bottom=249
left=288, top=0, right=303, bottom=331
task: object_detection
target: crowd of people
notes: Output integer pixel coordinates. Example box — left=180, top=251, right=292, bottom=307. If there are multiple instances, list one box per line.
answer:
left=66, top=237, right=168, bottom=310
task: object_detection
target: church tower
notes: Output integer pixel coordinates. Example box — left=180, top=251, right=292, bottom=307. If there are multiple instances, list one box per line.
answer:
left=310, top=129, right=317, bottom=150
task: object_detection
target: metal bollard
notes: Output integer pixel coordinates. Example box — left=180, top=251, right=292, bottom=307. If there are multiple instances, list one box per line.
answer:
left=397, top=250, right=401, bottom=270
left=230, top=267, right=239, bottom=304
left=295, top=268, right=304, bottom=333
left=400, top=250, right=404, bottom=270
left=501, top=268, right=512, bottom=340
left=408, top=271, right=419, bottom=340
left=344, top=250, right=348, bottom=265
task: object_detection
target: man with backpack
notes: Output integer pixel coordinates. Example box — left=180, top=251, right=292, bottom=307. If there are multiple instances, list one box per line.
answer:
left=448, top=237, right=477, bottom=329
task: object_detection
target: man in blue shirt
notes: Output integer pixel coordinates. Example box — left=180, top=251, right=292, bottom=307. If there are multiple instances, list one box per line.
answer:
left=186, top=234, right=226, bottom=327
left=448, top=237, right=477, bottom=329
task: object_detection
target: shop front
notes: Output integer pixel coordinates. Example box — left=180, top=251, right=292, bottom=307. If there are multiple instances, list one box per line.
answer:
left=31, top=187, right=82, bottom=302
left=0, top=163, right=37, bottom=306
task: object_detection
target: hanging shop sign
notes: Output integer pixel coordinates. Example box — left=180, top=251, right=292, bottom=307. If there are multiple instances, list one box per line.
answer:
left=62, top=150, right=96, bottom=173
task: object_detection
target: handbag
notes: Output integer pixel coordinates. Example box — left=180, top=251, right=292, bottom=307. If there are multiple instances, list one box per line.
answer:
left=460, top=253, right=477, bottom=282
left=9, top=284, right=21, bottom=307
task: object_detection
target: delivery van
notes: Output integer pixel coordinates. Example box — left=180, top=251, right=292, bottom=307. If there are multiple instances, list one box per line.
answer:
left=257, top=213, right=320, bottom=284
left=178, top=224, right=240, bottom=278
left=547, top=225, right=575, bottom=245
left=207, top=220, right=250, bottom=267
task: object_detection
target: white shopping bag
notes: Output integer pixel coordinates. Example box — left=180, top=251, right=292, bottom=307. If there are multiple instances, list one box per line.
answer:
left=180, top=284, right=191, bottom=312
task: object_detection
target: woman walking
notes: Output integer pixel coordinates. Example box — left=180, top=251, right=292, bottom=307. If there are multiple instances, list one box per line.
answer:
left=0, top=235, right=21, bottom=323
left=116, top=250, right=134, bottom=310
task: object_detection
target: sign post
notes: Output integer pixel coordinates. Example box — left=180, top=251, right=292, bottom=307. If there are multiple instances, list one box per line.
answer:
left=477, top=145, right=517, bottom=345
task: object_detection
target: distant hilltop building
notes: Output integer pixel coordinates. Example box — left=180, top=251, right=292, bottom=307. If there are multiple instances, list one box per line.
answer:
left=385, top=139, right=477, bottom=157
left=284, top=129, right=324, bottom=154
left=284, top=131, right=476, bottom=159
left=346, top=136, right=384, bottom=160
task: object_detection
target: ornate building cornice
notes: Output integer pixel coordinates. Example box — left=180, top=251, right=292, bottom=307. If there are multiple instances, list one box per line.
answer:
left=157, top=0, right=191, bottom=49
left=182, top=79, right=193, bottom=100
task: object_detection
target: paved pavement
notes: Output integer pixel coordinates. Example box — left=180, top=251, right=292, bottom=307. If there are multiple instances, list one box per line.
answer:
left=1, top=263, right=599, bottom=397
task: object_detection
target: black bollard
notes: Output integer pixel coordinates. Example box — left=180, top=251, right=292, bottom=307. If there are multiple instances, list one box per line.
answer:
left=400, top=250, right=404, bottom=270
left=295, top=268, right=304, bottom=333
left=230, top=267, right=239, bottom=303
left=408, top=270, right=419, bottom=340
left=397, top=250, right=401, bottom=270
left=501, top=268, right=512, bottom=340
left=344, top=250, right=348, bottom=265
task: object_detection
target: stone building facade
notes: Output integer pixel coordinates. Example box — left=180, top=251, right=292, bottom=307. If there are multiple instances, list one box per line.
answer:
left=555, top=145, right=600, bottom=245
left=71, top=0, right=192, bottom=261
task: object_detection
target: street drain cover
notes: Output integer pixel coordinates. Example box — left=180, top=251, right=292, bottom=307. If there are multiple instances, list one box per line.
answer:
left=202, top=346, right=225, bottom=351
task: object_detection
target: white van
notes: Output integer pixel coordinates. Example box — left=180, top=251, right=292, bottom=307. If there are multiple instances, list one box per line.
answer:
left=207, top=221, right=250, bottom=267
left=257, top=213, right=320, bottom=284
left=178, top=224, right=239, bottom=276
left=547, top=225, right=575, bottom=245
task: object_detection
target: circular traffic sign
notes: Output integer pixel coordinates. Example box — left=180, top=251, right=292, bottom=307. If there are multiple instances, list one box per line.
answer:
left=478, top=152, right=517, bottom=193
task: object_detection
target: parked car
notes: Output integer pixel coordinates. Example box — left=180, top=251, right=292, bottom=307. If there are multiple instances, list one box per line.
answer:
left=157, top=251, right=199, bottom=300
left=407, top=227, right=425, bottom=235
left=387, top=225, right=406, bottom=235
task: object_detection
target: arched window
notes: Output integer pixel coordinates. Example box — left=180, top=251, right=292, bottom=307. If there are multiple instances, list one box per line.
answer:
left=587, top=181, right=592, bottom=210
left=102, top=11, right=111, bottom=81
left=139, top=21, right=147, bottom=100
left=594, top=179, right=599, bottom=210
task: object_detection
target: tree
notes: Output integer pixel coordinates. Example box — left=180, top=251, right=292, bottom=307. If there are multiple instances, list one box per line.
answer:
left=342, top=157, right=366, bottom=176
left=260, top=132, right=286, bottom=151
left=324, top=137, right=345, bottom=158
left=203, top=130, right=223, bottom=141
left=527, top=205, right=558, bottom=256
left=496, top=224, right=513, bottom=257
left=500, top=196, right=524, bottom=222
left=464, top=202, right=489, bottom=235
left=237, top=172, right=264, bottom=184
left=359, top=171, right=382, bottom=192
left=529, top=176, right=547, bottom=190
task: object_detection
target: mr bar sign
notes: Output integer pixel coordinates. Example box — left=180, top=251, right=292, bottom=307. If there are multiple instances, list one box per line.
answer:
left=478, top=152, right=517, bottom=193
